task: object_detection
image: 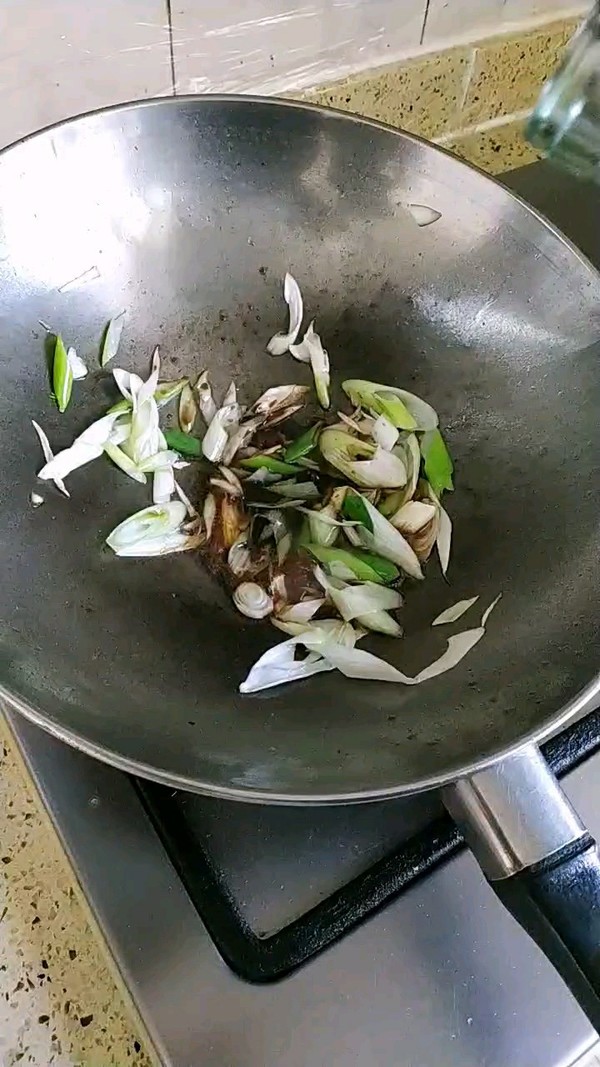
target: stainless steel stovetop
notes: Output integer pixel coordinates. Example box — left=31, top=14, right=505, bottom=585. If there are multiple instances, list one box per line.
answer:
left=6, top=161, right=600, bottom=1067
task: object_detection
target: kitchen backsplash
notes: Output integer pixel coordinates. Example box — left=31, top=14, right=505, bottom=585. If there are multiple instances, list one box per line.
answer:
left=304, top=12, right=583, bottom=173
left=0, top=0, right=587, bottom=173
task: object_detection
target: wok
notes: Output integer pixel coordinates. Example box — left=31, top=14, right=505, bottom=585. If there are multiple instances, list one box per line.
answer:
left=1, top=97, right=600, bottom=1024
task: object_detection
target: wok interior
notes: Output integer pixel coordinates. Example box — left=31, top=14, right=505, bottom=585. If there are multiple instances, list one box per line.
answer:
left=0, top=98, right=599, bottom=800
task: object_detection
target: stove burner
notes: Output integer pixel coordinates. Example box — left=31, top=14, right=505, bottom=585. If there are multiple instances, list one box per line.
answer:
left=137, top=707, right=600, bottom=983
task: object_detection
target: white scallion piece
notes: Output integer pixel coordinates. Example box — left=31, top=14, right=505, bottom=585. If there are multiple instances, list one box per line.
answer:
left=290, top=321, right=330, bottom=409
left=125, top=348, right=162, bottom=465
left=222, top=417, right=263, bottom=466
left=391, top=500, right=437, bottom=534
left=37, top=412, right=120, bottom=484
left=303, top=641, right=415, bottom=684
left=307, top=625, right=485, bottom=685
left=202, top=402, right=241, bottom=463
left=437, top=502, right=452, bottom=576
left=315, top=568, right=402, bottom=622
left=104, top=443, right=147, bottom=484
left=406, top=203, right=442, bottom=228
left=179, top=382, right=198, bottom=434
left=415, top=629, right=484, bottom=682
left=239, top=620, right=358, bottom=694
left=267, top=273, right=303, bottom=355
left=31, top=420, right=70, bottom=498
left=137, top=450, right=181, bottom=473
left=277, top=530, right=292, bottom=565
left=174, top=479, right=198, bottom=519
left=67, top=347, right=88, bottom=380
left=233, top=582, right=273, bottom=620
left=195, top=370, right=217, bottom=425
left=203, top=493, right=217, bottom=540
left=30, top=491, right=44, bottom=508
left=277, top=599, right=325, bottom=624
left=353, top=493, right=423, bottom=580
left=319, top=429, right=407, bottom=489
left=372, top=414, right=399, bottom=451
left=153, top=465, right=175, bottom=505
left=101, top=311, right=126, bottom=367
left=106, top=501, right=200, bottom=557
left=222, top=381, right=237, bottom=408
left=240, top=638, right=332, bottom=693
left=432, top=597, right=479, bottom=626
left=481, top=593, right=502, bottom=628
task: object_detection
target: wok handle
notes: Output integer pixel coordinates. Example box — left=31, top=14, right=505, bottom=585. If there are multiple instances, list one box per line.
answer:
left=442, top=745, right=600, bottom=1031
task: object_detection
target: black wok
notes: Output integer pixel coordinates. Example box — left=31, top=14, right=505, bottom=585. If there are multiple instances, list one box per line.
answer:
left=0, top=97, right=599, bottom=1025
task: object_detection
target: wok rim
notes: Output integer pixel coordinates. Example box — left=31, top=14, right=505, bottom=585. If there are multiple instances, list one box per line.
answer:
left=2, top=674, right=600, bottom=803
left=2, top=93, right=599, bottom=803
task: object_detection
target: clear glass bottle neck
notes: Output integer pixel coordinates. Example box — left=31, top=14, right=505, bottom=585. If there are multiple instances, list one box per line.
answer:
left=527, top=4, right=600, bottom=182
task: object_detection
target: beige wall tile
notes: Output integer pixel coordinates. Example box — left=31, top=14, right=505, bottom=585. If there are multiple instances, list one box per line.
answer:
left=442, top=120, right=542, bottom=174
left=424, top=0, right=505, bottom=47
left=305, top=47, right=472, bottom=140
left=0, top=0, right=171, bottom=149
left=171, top=0, right=426, bottom=96
left=424, top=0, right=584, bottom=47
left=460, top=17, right=580, bottom=126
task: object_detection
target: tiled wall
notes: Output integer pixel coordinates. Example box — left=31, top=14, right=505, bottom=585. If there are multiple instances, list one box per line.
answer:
left=306, top=15, right=581, bottom=173
left=0, top=0, right=586, bottom=174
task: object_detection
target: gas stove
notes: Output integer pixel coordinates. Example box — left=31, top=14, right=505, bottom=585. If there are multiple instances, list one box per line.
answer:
left=6, top=161, right=600, bottom=1067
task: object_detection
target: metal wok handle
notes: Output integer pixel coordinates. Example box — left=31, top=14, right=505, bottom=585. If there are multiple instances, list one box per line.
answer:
left=442, top=745, right=600, bottom=1031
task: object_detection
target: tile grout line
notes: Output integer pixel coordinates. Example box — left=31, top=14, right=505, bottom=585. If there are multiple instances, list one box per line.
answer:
left=458, top=47, right=478, bottom=113
left=165, top=0, right=177, bottom=95
left=419, top=0, right=431, bottom=47
left=435, top=107, right=532, bottom=143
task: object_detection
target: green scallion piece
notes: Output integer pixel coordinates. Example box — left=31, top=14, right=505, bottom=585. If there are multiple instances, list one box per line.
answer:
left=283, top=423, right=321, bottom=463
left=240, top=455, right=302, bottom=475
left=52, top=334, right=73, bottom=413
left=163, top=429, right=203, bottom=457
left=420, top=429, right=454, bottom=497
left=305, top=544, right=399, bottom=584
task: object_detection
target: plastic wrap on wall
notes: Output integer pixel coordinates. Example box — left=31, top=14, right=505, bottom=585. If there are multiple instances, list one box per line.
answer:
left=171, top=0, right=427, bottom=96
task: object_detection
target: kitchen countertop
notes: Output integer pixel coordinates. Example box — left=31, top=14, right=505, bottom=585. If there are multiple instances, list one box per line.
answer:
left=0, top=714, right=154, bottom=1066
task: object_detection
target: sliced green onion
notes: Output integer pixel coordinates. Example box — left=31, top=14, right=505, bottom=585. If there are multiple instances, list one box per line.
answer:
left=269, top=479, right=320, bottom=500
left=163, top=429, right=203, bottom=457
left=342, top=380, right=438, bottom=431
left=67, top=347, right=88, bottom=380
left=421, top=429, right=454, bottom=497
left=52, top=334, right=73, bottom=413
left=267, top=273, right=303, bottom=356
left=319, top=428, right=407, bottom=488
left=179, top=382, right=198, bottom=434
left=106, top=501, right=201, bottom=557
left=290, top=322, right=330, bottom=409
left=305, top=544, right=399, bottom=584
left=375, top=392, right=417, bottom=430
left=101, top=311, right=126, bottom=367
left=284, top=423, right=321, bottom=463
left=346, top=492, right=423, bottom=580
left=240, top=455, right=302, bottom=475
left=155, top=378, right=188, bottom=407
left=104, top=443, right=147, bottom=484
left=341, top=490, right=374, bottom=533
left=432, top=597, right=479, bottom=626
left=107, top=377, right=188, bottom=416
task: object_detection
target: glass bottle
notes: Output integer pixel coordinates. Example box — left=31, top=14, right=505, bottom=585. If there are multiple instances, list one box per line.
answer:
left=526, top=4, right=600, bottom=181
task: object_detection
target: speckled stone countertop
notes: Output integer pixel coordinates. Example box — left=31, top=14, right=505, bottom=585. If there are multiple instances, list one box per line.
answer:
left=0, top=715, right=154, bottom=1067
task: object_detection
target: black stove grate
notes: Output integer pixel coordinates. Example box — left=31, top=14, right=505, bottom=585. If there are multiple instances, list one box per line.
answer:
left=136, top=707, right=600, bottom=984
